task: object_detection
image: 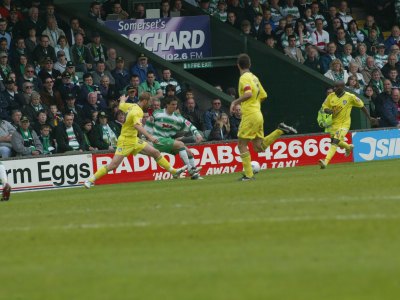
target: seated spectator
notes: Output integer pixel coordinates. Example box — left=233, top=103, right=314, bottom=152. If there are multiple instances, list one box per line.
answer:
left=0, top=51, right=11, bottom=81
left=209, top=113, right=232, bottom=141
left=138, top=71, right=163, bottom=99
left=10, top=108, right=21, bottom=129
left=40, top=76, right=64, bottom=110
left=54, top=36, right=71, bottom=62
left=281, top=0, right=300, bottom=22
left=11, top=115, right=43, bottom=156
left=159, top=67, right=181, bottom=96
left=390, top=44, right=400, bottom=60
left=269, top=0, right=283, bottom=28
left=347, top=20, right=365, bottom=49
left=105, top=47, right=117, bottom=71
left=339, top=43, right=355, bottom=70
left=132, top=3, right=146, bottom=19
left=182, top=97, right=205, bottom=134
left=110, top=109, right=125, bottom=133
left=381, top=54, right=400, bottom=79
left=258, top=23, right=275, bottom=43
left=204, top=98, right=225, bottom=131
left=19, top=7, right=45, bottom=39
left=42, top=16, right=66, bottom=48
left=226, top=11, right=240, bottom=29
left=88, top=1, right=103, bottom=23
left=251, top=12, right=263, bottom=39
left=171, top=0, right=185, bottom=16
left=379, top=87, right=400, bottom=128
left=65, top=61, right=80, bottom=86
left=311, top=1, right=327, bottom=28
left=49, top=104, right=63, bottom=128
left=39, top=124, right=56, bottom=155
left=374, top=79, right=393, bottom=119
left=59, top=71, right=80, bottom=102
left=284, top=34, right=304, bottom=63
left=17, top=64, right=40, bottom=93
left=361, top=57, right=382, bottom=84
left=122, top=74, right=140, bottom=95
left=99, top=75, right=117, bottom=104
left=81, top=118, right=97, bottom=151
left=0, top=116, right=15, bottom=157
left=53, top=111, right=84, bottom=153
left=111, top=2, right=129, bottom=20
left=15, top=53, right=29, bottom=80
left=387, top=67, right=400, bottom=88
left=302, top=7, right=315, bottom=34
left=324, top=59, right=349, bottom=83
left=280, top=24, right=297, bottom=49
left=1, top=78, right=24, bottom=113
left=38, top=57, right=62, bottom=83
left=229, top=103, right=241, bottom=139
left=346, top=75, right=362, bottom=94
left=22, top=91, right=49, bottom=124
left=319, top=42, right=337, bottom=74
left=304, top=45, right=321, bottom=72
left=240, top=19, right=255, bottom=38
left=213, top=1, right=227, bottom=22
left=65, top=17, right=86, bottom=46
left=33, top=34, right=56, bottom=65
left=374, top=44, right=388, bottom=69
left=384, top=25, right=400, bottom=52
left=33, top=109, right=52, bottom=135
left=91, top=111, right=119, bottom=150
left=364, top=27, right=383, bottom=55
left=148, top=98, right=161, bottom=116
left=337, top=0, right=353, bottom=30
left=311, top=18, right=330, bottom=55
left=87, top=31, right=108, bottom=65
left=363, top=84, right=378, bottom=118
left=111, top=56, right=130, bottom=94
left=91, top=60, right=115, bottom=86
left=0, top=18, right=11, bottom=49
left=361, top=15, right=383, bottom=40
left=369, top=69, right=384, bottom=95
left=63, top=93, right=84, bottom=125
left=124, top=85, right=138, bottom=103
left=131, top=53, right=157, bottom=82
left=295, top=20, right=311, bottom=52
left=354, top=43, right=368, bottom=71
left=54, top=50, right=68, bottom=74
left=10, top=37, right=31, bottom=70
left=24, top=27, right=38, bottom=54
left=70, top=33, right=93, bottom=73
left=78, top=73, right=105, bottom=108
left=82, top=91, right=100, bottom=119
left=332, top=27, right=353, bottom=55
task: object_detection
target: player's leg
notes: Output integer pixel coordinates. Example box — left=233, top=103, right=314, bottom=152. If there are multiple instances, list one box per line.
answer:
left=85, top=154, right=125, bottom=188
left=319, top=129, right=348, bottom=168
left=186, top=148, right=202, bottom=179
left=261, top=123, right=297, bottom=151
left=238, top=138, right=254, bottom=180
left=336, top=130, right=353, bottom=156
left=140, top=143, right=187, bottom=176
left=0, top=162, right=11, bottom=201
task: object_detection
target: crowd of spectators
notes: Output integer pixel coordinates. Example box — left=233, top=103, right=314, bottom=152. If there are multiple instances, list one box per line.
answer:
left=1, top=0, right=400, bottom=159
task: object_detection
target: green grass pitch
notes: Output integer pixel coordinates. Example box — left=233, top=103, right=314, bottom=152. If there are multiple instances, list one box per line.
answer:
left=1, top=160, right=400, bottom=300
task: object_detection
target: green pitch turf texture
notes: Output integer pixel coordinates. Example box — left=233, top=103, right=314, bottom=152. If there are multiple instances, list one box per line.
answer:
left=1, top=160, right=399, bottom=300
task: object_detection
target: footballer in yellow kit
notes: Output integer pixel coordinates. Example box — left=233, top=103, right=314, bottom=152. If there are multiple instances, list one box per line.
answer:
left=84, top=92, right=187, bottom=188
left=230, top=53, right=297, bottom=181
left=319, top=81, right=377, bottom=169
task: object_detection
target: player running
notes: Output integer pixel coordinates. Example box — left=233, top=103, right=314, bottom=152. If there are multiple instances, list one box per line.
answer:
left=0, top=162, right=11, bottom=201
left=230, top=53, right=297, bottom=181
left=84, top=92, right=187, bottom=188
left=319, top=81, right=378, bottom=169
left=145, top=96, right=203, bottom=179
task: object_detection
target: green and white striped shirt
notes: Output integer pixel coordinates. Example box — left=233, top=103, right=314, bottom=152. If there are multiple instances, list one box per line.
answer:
left=145, top=109, right=199, bottom=139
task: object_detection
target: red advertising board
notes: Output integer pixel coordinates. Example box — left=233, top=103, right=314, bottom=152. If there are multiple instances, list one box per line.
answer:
left=92, top=133, right=352, bottom=185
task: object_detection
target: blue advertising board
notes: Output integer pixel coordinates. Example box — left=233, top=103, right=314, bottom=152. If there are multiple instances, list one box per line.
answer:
left=105, top=16, right=212, bottom=61
left=352, top=129, right=400, bottom=162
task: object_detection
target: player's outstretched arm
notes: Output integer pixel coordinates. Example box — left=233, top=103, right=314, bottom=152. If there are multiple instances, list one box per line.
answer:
left=119, top=94, right=128, bottom=103
left=134, top=123, right=158, bottom=143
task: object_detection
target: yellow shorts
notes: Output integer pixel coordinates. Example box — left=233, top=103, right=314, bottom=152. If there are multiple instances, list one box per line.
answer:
left=330, top=127, right=349, bottom=141
left=238, top=112, right=264, bottom=140
left=115, top=137, right=147, bottom=156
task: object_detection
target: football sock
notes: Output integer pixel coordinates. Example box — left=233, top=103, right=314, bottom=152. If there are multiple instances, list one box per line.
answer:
left=325, top=144, right=338, bottom=164
left=156, top=155, right=176, bottom=174
left=188, top=154, right=196, bottom=168
left=179, top=148, right=190, bottom=167
left=0, top=164, right=7, bottom=187
left=338, top=141, right=350, bottom=150
left=261, top=129, right=283, bottom=150
left=240, top=151, right=253, bottom=178
left=91, top=165, right=108, bottom=182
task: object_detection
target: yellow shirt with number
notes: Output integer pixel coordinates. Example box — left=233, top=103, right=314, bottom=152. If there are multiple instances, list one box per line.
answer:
left=238, top=72, right=268, bottom=117
left=118, top=102, right=143, bottom=140
left=322, top=91, right=364, bottom=130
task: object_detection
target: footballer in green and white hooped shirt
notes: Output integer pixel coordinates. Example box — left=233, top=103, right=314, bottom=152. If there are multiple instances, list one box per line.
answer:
left=145, top=96, right=204, bottom=179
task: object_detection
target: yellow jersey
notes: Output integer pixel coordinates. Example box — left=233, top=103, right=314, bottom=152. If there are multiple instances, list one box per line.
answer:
left=322, top=91, right=364, bottom=130
left=119, top=102, right=143, bottom=140
left=238, top=72, right=267, bottom=117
